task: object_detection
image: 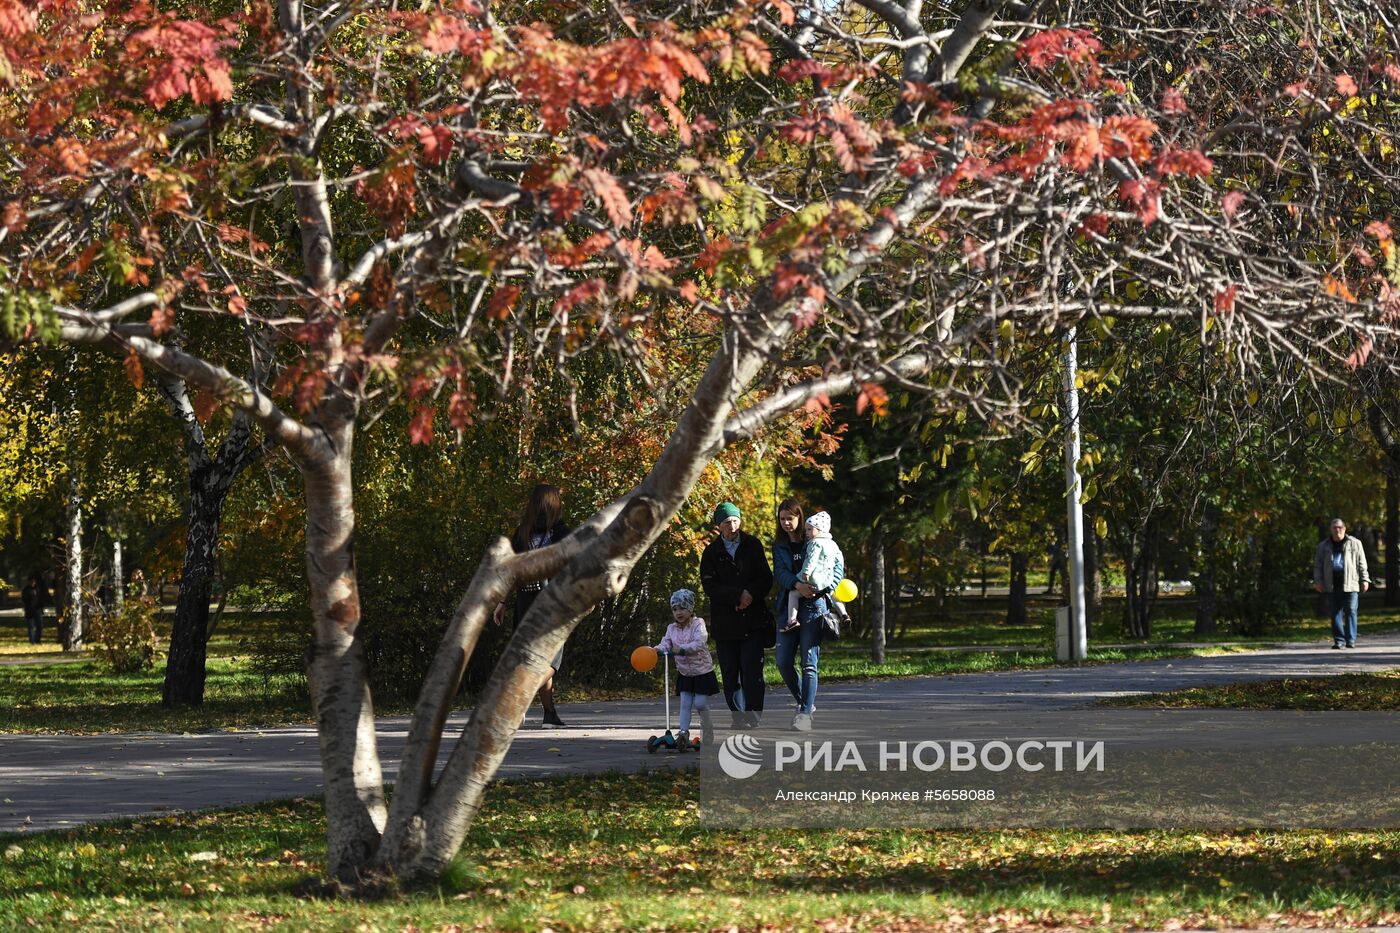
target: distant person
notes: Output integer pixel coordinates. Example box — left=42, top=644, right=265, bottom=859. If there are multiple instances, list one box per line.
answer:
left=699, top=502, right=773, bottom=728
left=21, top=573, right=49, bottom=645
left=494, top=483, right=571, bottom=726
left=651, top=589, right=718, bottom=748
left=1314, top=517, right=1370, bottom=649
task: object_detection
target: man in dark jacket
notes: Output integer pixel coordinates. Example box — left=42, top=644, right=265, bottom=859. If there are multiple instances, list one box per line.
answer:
left=699, top=502, right=773, bottom=728
left=21, top=573, right=49, bottom=645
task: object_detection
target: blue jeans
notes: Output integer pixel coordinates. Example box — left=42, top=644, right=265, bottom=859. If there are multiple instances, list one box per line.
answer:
left=1330, top=590, right=1359, bottom=646
left=776, top=599, right=824, bottom=714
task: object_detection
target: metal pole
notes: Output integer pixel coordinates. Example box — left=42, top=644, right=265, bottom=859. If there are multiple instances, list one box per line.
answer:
left=1062, top=328, right=1089, bottom=661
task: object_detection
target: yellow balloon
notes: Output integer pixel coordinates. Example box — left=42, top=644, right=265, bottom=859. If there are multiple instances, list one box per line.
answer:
left=630, top=645, right=658, bottom=673
left=834, top=578, right=859, bottom=603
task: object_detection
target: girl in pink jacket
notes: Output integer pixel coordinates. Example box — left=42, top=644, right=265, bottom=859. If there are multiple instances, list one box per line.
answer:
left=654, top=589, right=719, bottom=748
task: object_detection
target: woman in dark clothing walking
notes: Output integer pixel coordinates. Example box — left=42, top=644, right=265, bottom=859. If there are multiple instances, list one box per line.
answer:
left=494, top=483, right=571, bottom=726
left=699, top=501, right=773, bottom=728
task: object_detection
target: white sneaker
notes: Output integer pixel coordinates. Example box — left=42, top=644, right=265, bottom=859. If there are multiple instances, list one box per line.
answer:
left=792, top=712, right=813, bottom=731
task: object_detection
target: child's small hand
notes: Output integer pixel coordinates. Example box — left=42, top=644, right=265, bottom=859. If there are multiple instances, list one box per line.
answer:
left=674, top=647, right=687, bottom=656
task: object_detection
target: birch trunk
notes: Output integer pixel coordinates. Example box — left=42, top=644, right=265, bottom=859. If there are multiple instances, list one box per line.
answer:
left=870, top=524, right=886, bottom=664
left=301, top=417, right=387, bottom=881
left=62, top=475, right=84, bottom=652
left=112, top=536, right=124, bottom=613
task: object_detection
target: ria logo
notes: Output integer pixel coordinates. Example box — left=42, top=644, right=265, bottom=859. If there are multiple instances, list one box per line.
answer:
left=717, top=734, right=764, bottom=779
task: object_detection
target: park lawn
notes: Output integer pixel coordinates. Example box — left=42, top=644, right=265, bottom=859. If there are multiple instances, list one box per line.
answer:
left=1102, top=669, right=1400, bottom=712
left=2, top=771, right=1400, bottom=932
left=884, top=594, right=1400, bottom=650
left=0, top=644, right=1250, bottom=735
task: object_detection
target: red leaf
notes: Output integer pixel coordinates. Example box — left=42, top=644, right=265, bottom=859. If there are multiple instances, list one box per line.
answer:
left=1365, top=220, right=1393, bottom=241
left=192, top=388, right=218, bottom=423
left=1016, top=29, right=1102, bottom=69
left=1221, top=190, right=1246, bottom=222
left=150, top=304, right=174, bottom=335
left=1335, top=74, right=1358, bottom=97
left=581, top=168, right=632, bottom=227
left=2, top=201, right=26, bottom=232
left=1100, top=115, right=1157, bottom=163
left=408, top=406, right=435, bottom=445
left=1154, top=145, right=1213, bottom=178
left=416, top=123, right=455, bottom=164
left=1387, top=63, right=1400, bottom=85
left=1347, top=336, right=1373, bottom=370
left=447, top=390, right=475, bottom=429
left=488, top=284, right=520, bottom=320
left=123, top=349, right=144, bottom=390
left=1160, top=88, right=1188, bottom=114
left=1077, top=213, right=1111, bottom=239
left=1214, top=284, right=1238, bottom=314
left=1118, top=178, right=1161, bottom=226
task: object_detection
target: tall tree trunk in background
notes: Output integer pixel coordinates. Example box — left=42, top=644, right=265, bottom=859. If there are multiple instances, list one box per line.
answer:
left=163, top=487, right=229, bottom=706
left=61, top=474, right=84, bottom=651
left=1083, top=527, right=1101, bottom=636
left=1006, top=551, right=1028, bottom=626
left=1124, top=521, right=1158, bottom=639
left=1193, top=504, right=1219, bottom=636
left=158, top=378, right=260, bottom=707
left=1388, top=462, right=1399, bottom=606
left=870, top=523, right=886, bottom=664
left=111, top=534, right=124, bottom=612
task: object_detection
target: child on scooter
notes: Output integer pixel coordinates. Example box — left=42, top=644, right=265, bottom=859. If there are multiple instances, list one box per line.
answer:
left=653, top=589, right=719, bottom=748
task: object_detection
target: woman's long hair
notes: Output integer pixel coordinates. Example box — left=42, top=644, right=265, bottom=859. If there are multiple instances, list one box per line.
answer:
left=514, top=483, right=563, bottom=548
left=773, top=496, right=805, bottom=548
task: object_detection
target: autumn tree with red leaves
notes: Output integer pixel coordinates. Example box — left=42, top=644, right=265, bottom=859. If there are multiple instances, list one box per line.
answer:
left=4, top=0, right=1399, bottom=885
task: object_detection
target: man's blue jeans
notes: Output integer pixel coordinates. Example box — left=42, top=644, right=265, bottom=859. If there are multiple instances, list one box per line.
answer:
left=1330, top=590, right=1359, bottom=646
left=776, top=599, right=823, bottom=714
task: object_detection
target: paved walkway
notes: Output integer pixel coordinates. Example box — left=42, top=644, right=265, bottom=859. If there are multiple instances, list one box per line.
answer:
left=2, top=634, right=1398, bottom=834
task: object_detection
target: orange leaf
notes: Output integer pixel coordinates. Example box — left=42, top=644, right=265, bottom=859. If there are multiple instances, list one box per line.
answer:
left=123, top=349, right=144, bottom=389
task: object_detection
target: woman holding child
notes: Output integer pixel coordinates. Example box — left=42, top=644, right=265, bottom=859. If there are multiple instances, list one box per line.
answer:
left=772, top=498, right=843, bottom=732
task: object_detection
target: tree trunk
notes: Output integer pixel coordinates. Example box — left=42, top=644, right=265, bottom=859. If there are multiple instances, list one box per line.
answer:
left=61, top=475, right=84, bottom=652
left=870, top=523, right=886, bottom=664
left=1388, top=462, right=1399, bottom=607
left=301, top=421, right=388, bottom=882
left=157, top=378, right=259, bottom=707
left=1193, top=504, right=1219, bottom=636
left=162, top=486, right=227, bottom=706
left=1006, top=551, right=1028, bottom=626
left=112, top=535, right=124, bottom=613
left=1083, top=526, right=1101, bottom=636
left=1124, top=522, right=1157, bottom=639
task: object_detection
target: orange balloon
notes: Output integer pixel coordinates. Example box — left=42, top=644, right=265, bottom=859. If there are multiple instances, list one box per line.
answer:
left=630, top=645, right=658, bottom=673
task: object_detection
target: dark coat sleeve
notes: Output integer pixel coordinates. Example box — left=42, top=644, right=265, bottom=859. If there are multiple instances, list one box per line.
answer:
left=700, top=539, right=740, bottom=612
left=742, top=534, right=773, bottom=608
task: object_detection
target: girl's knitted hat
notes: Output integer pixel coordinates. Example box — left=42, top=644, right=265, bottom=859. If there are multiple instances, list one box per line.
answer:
left=806, top=511, right=832, bottom=534
left=670, top=589, right=696, bottom=611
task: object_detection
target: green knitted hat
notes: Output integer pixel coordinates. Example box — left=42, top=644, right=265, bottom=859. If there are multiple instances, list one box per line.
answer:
left=712, top=501, right=741, bottom=525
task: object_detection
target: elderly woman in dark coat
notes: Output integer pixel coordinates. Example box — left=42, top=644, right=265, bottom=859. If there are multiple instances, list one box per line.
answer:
left=699, top=501, right=773, bottom=728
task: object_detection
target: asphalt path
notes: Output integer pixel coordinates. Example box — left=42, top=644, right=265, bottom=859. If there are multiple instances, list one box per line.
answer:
left=3, top=634, right=1399, bottom=834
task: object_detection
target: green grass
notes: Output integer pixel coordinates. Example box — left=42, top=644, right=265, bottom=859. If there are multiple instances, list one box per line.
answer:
left=1103, top=669, right=1400, bottom=712
left=2, top=770, right=1399, bottom=931
left=0, top=658, right=315, bottom=734
left=881, top=593, right=1400, bottom=649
